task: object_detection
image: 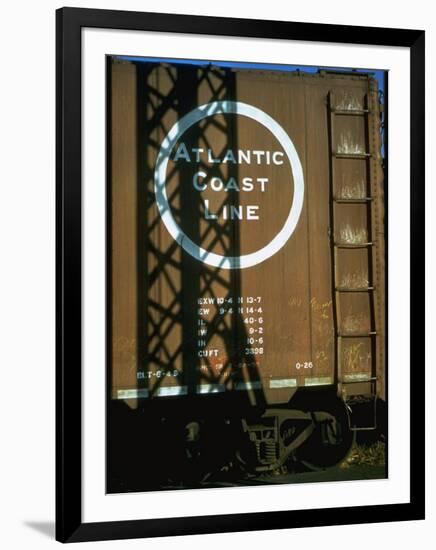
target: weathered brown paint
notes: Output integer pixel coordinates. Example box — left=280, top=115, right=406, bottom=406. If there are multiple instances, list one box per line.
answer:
left=109, top=62, right=386, bottom=404
left=110, top=61, right=138, bottom=406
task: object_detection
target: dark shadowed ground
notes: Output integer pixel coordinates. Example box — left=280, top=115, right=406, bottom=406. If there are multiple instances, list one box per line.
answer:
left=161, top=440, right=387, bottom=490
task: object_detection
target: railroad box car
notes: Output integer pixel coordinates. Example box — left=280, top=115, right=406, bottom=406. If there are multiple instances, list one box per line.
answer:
left=108, top=59, right=386, bottom=485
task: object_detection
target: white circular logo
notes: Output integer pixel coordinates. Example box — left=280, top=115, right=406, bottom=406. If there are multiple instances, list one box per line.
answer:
left=154, top=101, right=304, bottom=269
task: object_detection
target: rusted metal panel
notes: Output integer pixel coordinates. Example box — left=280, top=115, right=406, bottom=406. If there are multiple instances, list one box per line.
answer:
left=232, top=73, right=310, bottom=401
left=303, top=79, right=336, bottom=383
left=368, top=76, right=386, bottom=401
left=110, top=61, right=139, bottom=406
left=141, top=65, right=185, bottom=398
left=109, top=62, right=386, bottom=404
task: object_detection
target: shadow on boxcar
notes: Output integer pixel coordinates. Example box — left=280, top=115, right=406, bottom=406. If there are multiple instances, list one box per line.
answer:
left=107, top=64, right=387, bottom=492
left=107, top=63, right=267, bottom=492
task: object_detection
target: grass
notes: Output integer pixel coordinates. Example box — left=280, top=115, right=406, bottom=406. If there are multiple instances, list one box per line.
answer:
left=341, top=440, right=386, bottom=468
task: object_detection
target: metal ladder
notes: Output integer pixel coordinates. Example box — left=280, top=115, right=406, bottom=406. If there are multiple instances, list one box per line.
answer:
left=327, top=90, right=378, bottom=431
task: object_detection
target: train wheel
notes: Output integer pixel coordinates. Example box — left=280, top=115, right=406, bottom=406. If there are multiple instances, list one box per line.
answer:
left=296, top=397, right=355, bottom=470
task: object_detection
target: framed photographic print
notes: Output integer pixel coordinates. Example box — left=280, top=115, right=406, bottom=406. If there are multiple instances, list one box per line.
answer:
left=56, top=7, right=425, bottom=542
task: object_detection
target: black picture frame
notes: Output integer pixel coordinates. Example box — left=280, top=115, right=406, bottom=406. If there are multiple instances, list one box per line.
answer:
left=56, top=7, right=425, bottom=543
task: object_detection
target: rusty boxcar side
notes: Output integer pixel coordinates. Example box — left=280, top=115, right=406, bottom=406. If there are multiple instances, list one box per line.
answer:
left=108, top=59, right=386, bottom=479
left=110, top=63, right=385, bottom=399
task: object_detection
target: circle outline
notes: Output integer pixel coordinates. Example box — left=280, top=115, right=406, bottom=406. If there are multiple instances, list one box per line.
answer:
left=154, top=101, right=304, bottom=269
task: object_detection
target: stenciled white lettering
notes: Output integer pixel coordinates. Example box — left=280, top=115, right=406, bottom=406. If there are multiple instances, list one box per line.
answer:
left=172, top=144, right=285, bottom=166
left=173, top=143, right=286, bottom=222
left=204, top=200, right=260, bottom=221
left=193, top=173, right=269, bottom=193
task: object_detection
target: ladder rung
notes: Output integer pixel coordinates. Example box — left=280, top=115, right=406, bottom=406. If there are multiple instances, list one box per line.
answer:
left=333, top=153, right=371, bottom=159
left=334, top=242, right=374, bottom=248
left=331, top=108, right=369, bottom=116
left=337, top=332, right=377, bottom=338
left=335, top=286, right=375, bottom=292
left=334, top=197, right=373, bottom=204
